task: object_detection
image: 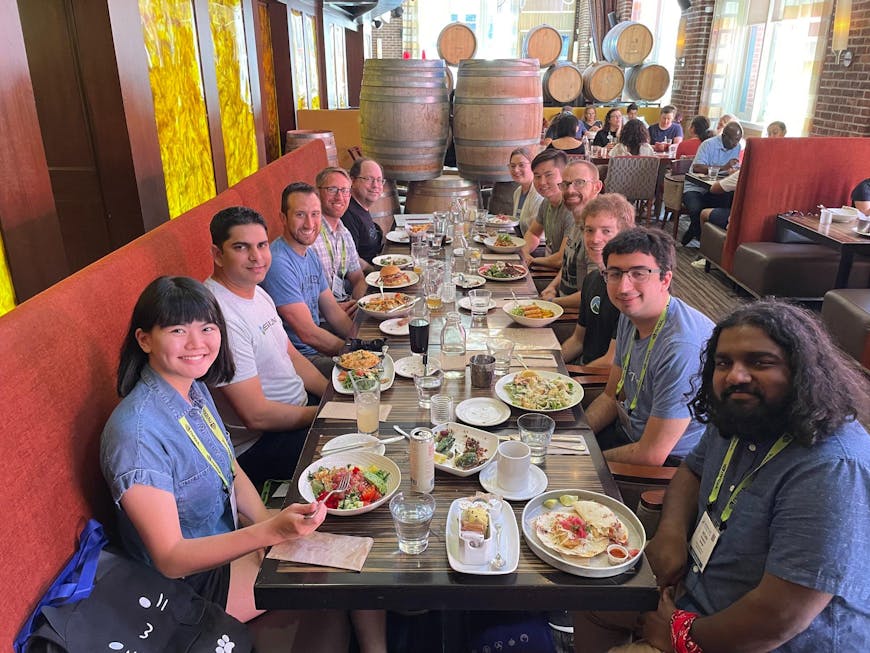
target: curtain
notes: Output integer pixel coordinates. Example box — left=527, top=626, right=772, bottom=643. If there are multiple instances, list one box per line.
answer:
left=589, top=0, right=618, bottom=62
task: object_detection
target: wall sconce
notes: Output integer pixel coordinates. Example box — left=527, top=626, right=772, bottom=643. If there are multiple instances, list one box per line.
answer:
left=832, top=0, right=853, bottom=66
left=675, top=16, right=687, bottom=67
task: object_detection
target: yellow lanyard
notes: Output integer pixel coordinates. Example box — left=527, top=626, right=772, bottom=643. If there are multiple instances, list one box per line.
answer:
left=178, top=405, right=235, bottom=493
left=707, top=434, right=792, bottom=525
left=320, top=224, right=347, bottom=278
left=615, top=298, right=670, bottom=411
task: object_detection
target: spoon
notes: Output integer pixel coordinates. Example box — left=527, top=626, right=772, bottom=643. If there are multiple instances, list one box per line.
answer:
left=490, top=524, right=506, bottom=570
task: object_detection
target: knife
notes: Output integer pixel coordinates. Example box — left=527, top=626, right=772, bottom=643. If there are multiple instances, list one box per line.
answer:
left=320, top=435, right=404, bottom=455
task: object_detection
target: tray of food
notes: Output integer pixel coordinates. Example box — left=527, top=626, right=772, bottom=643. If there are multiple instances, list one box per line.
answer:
left=431, top=422, right=498, bottom=477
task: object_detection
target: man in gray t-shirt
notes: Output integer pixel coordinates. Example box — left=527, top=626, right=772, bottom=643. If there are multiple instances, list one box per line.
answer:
left=520, top=149, right=573, bottom=270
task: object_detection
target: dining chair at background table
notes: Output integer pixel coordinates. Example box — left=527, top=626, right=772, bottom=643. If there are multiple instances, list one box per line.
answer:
left=603, top=156, right=660, bottom=223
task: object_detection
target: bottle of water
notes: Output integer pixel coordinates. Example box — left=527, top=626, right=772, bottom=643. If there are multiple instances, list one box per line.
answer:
left=441, top=253, right=456, bottom=305
left=440, top=312, right=466, bottom=379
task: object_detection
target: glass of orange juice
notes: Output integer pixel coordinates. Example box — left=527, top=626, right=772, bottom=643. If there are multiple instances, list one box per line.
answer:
left=353, top=376, right=381, bottom=437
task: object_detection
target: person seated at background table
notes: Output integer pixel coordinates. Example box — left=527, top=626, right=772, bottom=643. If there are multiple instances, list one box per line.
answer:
left=766, top=120, right=787, bottom=137
left=342, top=158, right=386, bottom=272
left=582, top=105, right=603, bottom=134
left=612, top=300, right=870, bottom=653
left=625, top=102, right=647, bottom=125
left=508, top=146, right=545, bottom=236
left=681, top=121, right=743, bottom=246
left=715, top=113, right=736, bottom=134
left=312, top=167, right=368, bottom=315
left=593, top=108, right=623, bottom=151
left=545, top=107, right=585, bottom=142
left=520, top=149, right=573, bottom=270
left=675, top=115, right=711, bottom=159
left=100, top=276, right=387, bottom=652
left=648, top=105, right=684, bottom=151
left=205, top=207, right=327, bottom=489
left=561, top=194, right=635, bottom=367
left=609, top=119, right=656, bottom=157
left=261, top=182, right=354, bottom=378
left=852, top=178, right=870, bottom=215
left=546, top=113, right=587, bottom=156
left=583, top=228, right=713, bottom=466
left=540, top=161, right=603, bottom=307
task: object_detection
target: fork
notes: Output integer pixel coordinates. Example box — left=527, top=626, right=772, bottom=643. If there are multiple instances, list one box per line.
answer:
left=304, top=472, right=351, bottom=519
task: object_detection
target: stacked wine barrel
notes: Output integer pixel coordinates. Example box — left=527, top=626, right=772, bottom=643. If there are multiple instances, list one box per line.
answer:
left=602, top=21, right=670, bottom=104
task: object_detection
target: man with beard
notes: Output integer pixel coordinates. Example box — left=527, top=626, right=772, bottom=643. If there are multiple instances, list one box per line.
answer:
left=261, top=182, right=354, bottom=377
left=342, top=158, right=386, bottom=271
left=520, top=149, right=573, bottom=271
left=540, top=161, right=603, bottom=308
left=632, top=300, right=870, bottom=652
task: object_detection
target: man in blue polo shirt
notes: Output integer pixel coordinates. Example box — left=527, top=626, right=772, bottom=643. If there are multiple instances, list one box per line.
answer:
left=681, top=121, right=742, bottom=246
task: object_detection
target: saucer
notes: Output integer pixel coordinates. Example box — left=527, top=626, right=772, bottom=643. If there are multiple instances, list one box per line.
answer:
left=852, top=227, right=870, bottom=238
left=479, top=461, right=548, bottom=501
left=393, top=355, right=424, bottom=379
left=455, top=397, right=511, bottom=427
left=379, top=317, right=410, bottom=336
left=322, top=433, right=386, bottom=456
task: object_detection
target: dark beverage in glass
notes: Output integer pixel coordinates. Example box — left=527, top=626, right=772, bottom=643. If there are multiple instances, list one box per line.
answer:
left=409, top=318, right=430, bottom=354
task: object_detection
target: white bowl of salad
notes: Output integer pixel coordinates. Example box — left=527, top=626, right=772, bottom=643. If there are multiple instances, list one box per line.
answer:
left=502, top=299, right=564, bottom=327
left=299, top=452, right=401, bottom=516
left=483, top=233, right=525, bottom=254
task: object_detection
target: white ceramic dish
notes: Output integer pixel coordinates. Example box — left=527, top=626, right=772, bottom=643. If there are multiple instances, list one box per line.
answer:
left=357, top=292, right=415, bottom=319
left=322, top=433, right=386, bottom=456
left=486, top=215, right=520, bottom=229
left=446, top=498, right=519, bottom=575
left=430, top=422, right=499, bottom=477
left=378, top=317, right=410, bottom=336
left=331, top=355, right=395, bottom=395
left=494, top=370, right=584, bottom=413
left=453, top=274, right=486, bottom=289
left=299, top=452, right=401, bottom=516
left=483, top=235, right=526, bottom=254
left=457, top=296, right=497, bottom=312
left=830, top=206, right=860, bottom=223
left=502, top=299, right=564, bottom=327
left=521, top=489, right=645, bottom=578
left=372, top=254, right=413, bottom=268
left=455, top=397, right=511, bottom=427
left=393, top=355, right=425, bottom=379
left=478, top=263, right=528, bottom=282
left=852, top=226, right=870, bottom=238
left=364, top=270, right=420, bottom=289
left=385, top=230, right=410, bottom=244
left=479, top=462, right=548, bottom=501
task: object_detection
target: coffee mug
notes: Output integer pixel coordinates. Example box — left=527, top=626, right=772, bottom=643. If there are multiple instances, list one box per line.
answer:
left=497, top=440, right=531, bottom=492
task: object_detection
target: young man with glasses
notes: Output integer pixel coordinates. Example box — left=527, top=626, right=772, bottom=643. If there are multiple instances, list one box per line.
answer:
left=311, top=167, right=367, bottom=315
left=342, top=158, right=386, bottom=271
left=583, top=227, right=713, bottom=466
left=520, top=149, right=573, bottom=270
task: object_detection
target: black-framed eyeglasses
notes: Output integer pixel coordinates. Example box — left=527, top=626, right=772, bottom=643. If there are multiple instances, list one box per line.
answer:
left=603, top=267, right=662, bottom=284
left=319, top=186, right=351, bottom=196
left=559, top=179, right=592, bottom=190
left=355, top=175, right=385, bottom=185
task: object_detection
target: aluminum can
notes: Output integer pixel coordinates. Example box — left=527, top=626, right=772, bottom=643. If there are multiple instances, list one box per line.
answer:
left=409, top=427, right=435, bottom=493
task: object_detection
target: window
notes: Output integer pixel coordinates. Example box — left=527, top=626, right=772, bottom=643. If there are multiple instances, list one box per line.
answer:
left=289, top=9, right=320, bottom=110
left=630, top=0, right=682, bottom=105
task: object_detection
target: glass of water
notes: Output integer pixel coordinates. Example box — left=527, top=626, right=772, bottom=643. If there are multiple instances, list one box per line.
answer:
left=708, top=166, right=720, bottom=180
left=390, top=492, right=437, bottom=554
left=518, top=413, right=556, bottom=465
left=468, top=289, right=491, bottom=322
left=429, top=393, right=454, bottom=425
left=486, top=337, right=515, bottom=375
left=413, top=359, right=443, bottom=408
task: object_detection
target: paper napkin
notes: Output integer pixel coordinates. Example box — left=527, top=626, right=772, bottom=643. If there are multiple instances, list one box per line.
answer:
left=267, top=532, right=374, bottom=572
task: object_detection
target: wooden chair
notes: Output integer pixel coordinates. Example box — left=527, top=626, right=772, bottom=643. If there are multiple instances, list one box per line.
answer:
left=603, top=156, right=660, bottom=222
left=660, top=157, right=693, bottom=237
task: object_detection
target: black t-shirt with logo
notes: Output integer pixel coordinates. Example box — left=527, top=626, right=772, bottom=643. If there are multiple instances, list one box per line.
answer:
left=577, top=269, right=620, bottom=364
left=341, top=197, right=383, bottom=264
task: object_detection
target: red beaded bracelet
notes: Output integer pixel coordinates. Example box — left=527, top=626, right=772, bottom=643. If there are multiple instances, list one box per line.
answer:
left=671, top=609, right=703, bottom=653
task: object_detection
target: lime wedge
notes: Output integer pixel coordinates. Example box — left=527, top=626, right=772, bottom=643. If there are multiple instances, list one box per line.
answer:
left=542, top=499, right=558, bottom=509
left=559, top=494, right=579, bottom=506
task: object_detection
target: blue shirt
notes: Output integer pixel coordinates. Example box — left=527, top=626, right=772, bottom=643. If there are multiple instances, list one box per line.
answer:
left=648, top=122, right=684, bottom=144
left=101, top=366, right=236, bottom=567
left=681, top=421, right=870, bottom=650
left=613, top=296, right=713, bottom=458
left=684, top=135, right=741, bottom=195
left=260, top=236, right=329, bottom=357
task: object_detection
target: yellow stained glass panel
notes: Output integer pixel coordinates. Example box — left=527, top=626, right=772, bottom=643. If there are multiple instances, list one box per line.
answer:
left=139, top=0, right=216, bottom=218
left=0, top=231, right=16, bottom=317
left=208, top=0, right=259, bottom=185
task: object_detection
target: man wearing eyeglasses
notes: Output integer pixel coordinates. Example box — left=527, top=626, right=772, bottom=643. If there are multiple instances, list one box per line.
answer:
left=311, top=167, right=367, bottom=315
left=342, top=158, right=386, bottom=271
left=520, top=149, right=573, bottom=271
left=584, top=227, right=713, bottom=466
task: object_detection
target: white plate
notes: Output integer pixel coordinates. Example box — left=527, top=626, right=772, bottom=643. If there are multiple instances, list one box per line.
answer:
left=486, top=215, right=520, bottom=228
left=473, top=235, right=488, bottom=244
left=483, top=235, right=525, bottom=254
left=446, top=498, right=519, bottom=575
left=455, top=397, right=511, bottom=427
left=479, top=461, right=548, bottom=501
left=453, top=274, right=486, bottom=289
left=478, top=263, right=529, bottom=282
left=386, top=230, right=410, bottom=244
left=357, top=292, right=416, bottom=319
left=299, top=452, right=401, bottom=516
left=372, top=254, right=413, bottom=268
left=393, top=355, right=425, bottom=379
left=331, top=355, right=395, bottom=395
left=852, top=227, right=870, bottom=238
left=430, top=422, right=499, bottom=477
left=495, top=370, right=584, bottom=413
left=457, top=296, right=497, bottom=312
left=365, top=270, right=420, bottom=289
left=379, top=317, right=410, bottom=336
left=322, top=433, right=386, bottom=456
left=521, top=489, right=646, bottom=578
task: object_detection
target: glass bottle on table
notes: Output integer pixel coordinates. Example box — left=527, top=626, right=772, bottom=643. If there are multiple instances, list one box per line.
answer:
left=440, top=311, right=466, bottom=379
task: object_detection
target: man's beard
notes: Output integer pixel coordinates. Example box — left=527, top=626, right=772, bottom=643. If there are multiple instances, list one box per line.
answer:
left=707, top=387, right=789, bottom=442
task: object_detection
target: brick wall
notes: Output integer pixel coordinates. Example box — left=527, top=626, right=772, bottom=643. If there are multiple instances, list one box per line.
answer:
left=811, top=0, right=870, bottom=136
left=375, top=15, right=403, bottom=58
left=670, top=0, right=715, bottom=119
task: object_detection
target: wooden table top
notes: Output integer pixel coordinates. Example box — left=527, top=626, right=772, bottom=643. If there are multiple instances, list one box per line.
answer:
left=777, top=212, right=870, bottom=247
left=254, top=230, right=659, bottom=612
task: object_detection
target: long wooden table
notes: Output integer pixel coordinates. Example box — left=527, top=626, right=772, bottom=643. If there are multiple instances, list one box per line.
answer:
left=254, top=231, right=658, bottom=614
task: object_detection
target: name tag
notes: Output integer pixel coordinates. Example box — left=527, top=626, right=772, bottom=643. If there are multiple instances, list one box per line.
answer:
left=331, top=274, right=348, bottom=301
left=689, top=511, right=720, bottom=572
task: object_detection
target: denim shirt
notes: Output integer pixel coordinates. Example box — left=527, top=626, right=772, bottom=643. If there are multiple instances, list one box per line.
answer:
left=100, top=366, right=236, bottom=566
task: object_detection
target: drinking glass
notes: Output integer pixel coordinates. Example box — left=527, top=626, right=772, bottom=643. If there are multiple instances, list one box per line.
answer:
left=353, top=376, right=381, bottom=437
left=469, top=354, right=496, bottom=388
left=409, top=300, right=430, bottom=357
left=464, top=248, right=482, bottom=274
left=390, top=492, right=436, bottom=554
left=486, top=337, right=515, bottom=375
left=708, top=166, right=720, bottom=180
left=518, top=413, right=556, bottom=465
left=413, top=359, right=443, bottom=408
left=411, top=241, right=429, bottom=275
left=468, top=289, right=492, bottom=321
left=424, top=261, right=444, bottom=310
left=429, top=394, right=454, bottom=425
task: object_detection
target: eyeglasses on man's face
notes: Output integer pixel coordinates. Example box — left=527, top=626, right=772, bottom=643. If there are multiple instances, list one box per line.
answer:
left=603, top=267, right=662, bottom=284
left=319, top=186, right=351, bottom=196
left=559, top=179, right=593, bottom=190
left=355, top=175, right=385, bottom=186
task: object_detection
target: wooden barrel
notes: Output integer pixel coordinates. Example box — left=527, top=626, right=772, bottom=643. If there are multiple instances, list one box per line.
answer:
left=437, top=23, right=477, bottom=66
left=285, top=130, right=338, bottom=166
left=445, top=64, right=454, bottom=94
left=369, top=179, right=401, bottom=234
left=602, top=21, right=653, bottom=67
left=404, top=175, right=482, bottom=214
left=359, top=60, right=450, bottom=181
left=452, top=59, right=543, bottom=182
left=625, top=64, right=670, bottom=101
left=522, top=25, right=563, bottom=68
left=543, top=62, right=583, bottom=104
left=581, top=62, right=624, bottom=103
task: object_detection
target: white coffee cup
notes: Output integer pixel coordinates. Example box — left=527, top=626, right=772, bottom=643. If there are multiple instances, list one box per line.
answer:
left=497, top=440, right=531, bottom=492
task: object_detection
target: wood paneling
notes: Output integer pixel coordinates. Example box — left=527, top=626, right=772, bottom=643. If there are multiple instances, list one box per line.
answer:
left=346, top=23, right=364, bottom=107
left=268, top=1, right=296, bottom=144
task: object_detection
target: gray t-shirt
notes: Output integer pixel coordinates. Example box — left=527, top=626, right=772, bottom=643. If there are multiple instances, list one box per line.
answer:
left=536, top=200, right=573, bottom=257
left=558, top=221, right=590, bottom=296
